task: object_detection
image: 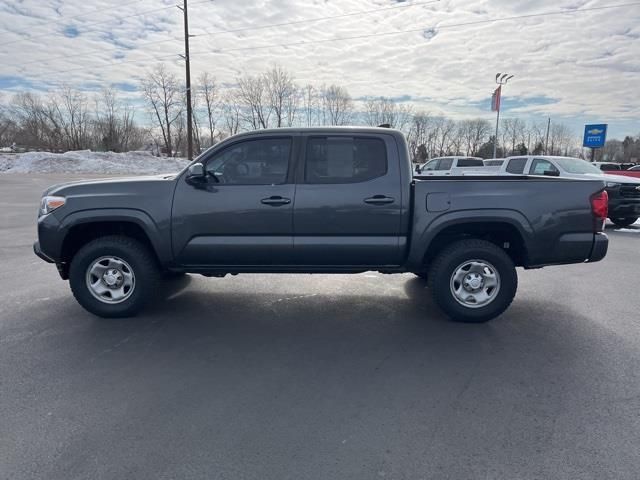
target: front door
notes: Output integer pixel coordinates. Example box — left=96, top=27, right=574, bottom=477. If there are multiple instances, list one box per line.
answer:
left=292, top=134, right=404, bottom=266
left=172, top=135, right=296, bottom=266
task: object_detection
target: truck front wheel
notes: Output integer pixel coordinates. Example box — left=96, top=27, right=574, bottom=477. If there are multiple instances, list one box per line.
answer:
left=69, top=235, right=161, bottom=318
left=428, top=239, right=517, bottom=323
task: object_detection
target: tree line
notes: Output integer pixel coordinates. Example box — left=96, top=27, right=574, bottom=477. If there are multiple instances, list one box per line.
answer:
left=1, top=63, right=633, bottom=161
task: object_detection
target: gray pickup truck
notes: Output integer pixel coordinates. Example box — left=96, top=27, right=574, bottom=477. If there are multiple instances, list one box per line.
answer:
left=34, top=127, right=609, bottom=323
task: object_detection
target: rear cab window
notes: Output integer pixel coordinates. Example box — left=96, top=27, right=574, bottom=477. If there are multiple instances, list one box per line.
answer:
left=304, top=136, right=387, bottom=184
left=457, top=158, right=484, bottom=167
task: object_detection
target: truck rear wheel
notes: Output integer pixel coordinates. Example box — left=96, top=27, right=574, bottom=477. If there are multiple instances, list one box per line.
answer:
left=428, top=239, right=517, bottom=323
left=610, top=217, right=638, bottom=228
left=69, top=235, right=161, bottom=318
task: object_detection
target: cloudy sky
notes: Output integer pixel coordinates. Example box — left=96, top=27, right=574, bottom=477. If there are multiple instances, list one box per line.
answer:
left=1, top=0, right=639, bottom=137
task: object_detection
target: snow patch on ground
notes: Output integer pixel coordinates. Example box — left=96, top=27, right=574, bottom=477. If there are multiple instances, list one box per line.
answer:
left=0, top=150, right=189, bottom=174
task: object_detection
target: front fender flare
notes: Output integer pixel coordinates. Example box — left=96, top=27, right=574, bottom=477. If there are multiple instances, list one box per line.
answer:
left=55, top=208, right=171, bottom=264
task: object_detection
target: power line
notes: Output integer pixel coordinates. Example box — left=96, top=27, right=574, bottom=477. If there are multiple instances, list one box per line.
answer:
left=190, top=2, right=640, bottom=55
left=197, top=0, right=440, bottom=37
left=8, top=1, right=640, bottom=86
left=0, top=0, right=213, bottom=48
left=3, top=0, right=439, bottom=69
left=0, top=0, right=149, bottom=35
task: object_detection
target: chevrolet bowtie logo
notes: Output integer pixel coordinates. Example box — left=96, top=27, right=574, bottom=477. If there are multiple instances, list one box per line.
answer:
left=587, top=128, right=604, bottom=135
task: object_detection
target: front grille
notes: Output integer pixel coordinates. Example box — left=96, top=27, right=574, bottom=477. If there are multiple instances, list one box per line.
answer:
left=620, top=185, right=640, bottom=198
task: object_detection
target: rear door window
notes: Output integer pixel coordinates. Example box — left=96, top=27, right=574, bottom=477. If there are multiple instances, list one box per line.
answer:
left=506, top=158, right=527, bottom=174
left=437, top=158, right=453, bottom=170
left=304, top=136, right=387, bottom=184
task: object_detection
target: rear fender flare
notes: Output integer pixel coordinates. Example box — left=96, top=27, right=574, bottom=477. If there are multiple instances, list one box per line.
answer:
left=406, top=209, right=534, bottom=270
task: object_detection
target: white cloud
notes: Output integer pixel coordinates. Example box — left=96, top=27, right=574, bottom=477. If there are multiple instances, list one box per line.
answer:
left=0, top=0, right=639, bottom=135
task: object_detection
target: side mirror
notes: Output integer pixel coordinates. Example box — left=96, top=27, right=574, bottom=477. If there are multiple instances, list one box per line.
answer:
left=543, top=170, right=560, bottom=177
left=187, top=162, right=205, bottom=178
left=186, top=162, right=206, bottom=186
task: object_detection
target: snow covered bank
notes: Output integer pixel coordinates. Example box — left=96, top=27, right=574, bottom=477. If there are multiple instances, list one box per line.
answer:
left=0, top=150, right=190, bottom=174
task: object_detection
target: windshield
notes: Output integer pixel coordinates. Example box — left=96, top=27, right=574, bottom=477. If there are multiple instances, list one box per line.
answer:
left=554, top=158, right=602, bottom=175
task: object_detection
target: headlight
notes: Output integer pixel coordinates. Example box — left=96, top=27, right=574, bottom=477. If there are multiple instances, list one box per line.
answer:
left=605, top=182, right=621, bottom=188
left=40, top=196, right=66, bottom=215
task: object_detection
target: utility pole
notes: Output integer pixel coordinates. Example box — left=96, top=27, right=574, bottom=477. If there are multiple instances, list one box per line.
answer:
left=544, top=117, right=550, bottom=155
left=178, top=0, right=194, bottom=160
left=491, top=73, right=514, bottom=159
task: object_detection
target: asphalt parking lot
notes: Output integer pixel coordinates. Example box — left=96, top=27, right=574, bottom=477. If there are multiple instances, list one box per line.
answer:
left=1, top=174, right=639, bottom=480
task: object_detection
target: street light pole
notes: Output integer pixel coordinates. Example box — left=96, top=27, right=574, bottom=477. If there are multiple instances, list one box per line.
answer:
left=492, top=73, right=514, bottom=159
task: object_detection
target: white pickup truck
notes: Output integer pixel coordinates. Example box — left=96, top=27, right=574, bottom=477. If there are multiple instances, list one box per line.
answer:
left=498, top=155, right=640, bottom=227
left=414, top=156, right=486, bottom=176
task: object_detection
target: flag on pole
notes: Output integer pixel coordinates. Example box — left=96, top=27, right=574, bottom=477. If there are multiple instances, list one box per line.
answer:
left=491, top=85, right=502, bottom=112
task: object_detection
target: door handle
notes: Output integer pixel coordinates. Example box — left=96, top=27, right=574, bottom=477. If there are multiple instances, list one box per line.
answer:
left=364, top=195, right=395, bottom=205
left=261, top=196, right=291, bottom=206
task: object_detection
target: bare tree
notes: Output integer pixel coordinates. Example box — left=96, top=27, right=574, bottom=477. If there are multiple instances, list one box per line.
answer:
left=433, top=117, right=457, bottom=156
left=548, top=123, right=575, bottom=156
left=199, top=72, right=218, bottom=146
left=301, top=84, right=318, bottom=127
left=363, top=96, right=413, bottom=132
left=0, top=94, right=16, bottom=147
left=501, top=118, right=526, bottom=155
left=459, top=119, right=491, bottom=156
left=221, top=90, right=241, bottom=137
left=406, top=111, right=433, bottom=162
left=264, top=65, right=299, bottom=128
left=142, top=64, right=183, bottom=156
left=321, top=84, right=353, bottom=126
left=94, top=89, right=142, bottom=152
left=237, top=74, right=271, bottom=129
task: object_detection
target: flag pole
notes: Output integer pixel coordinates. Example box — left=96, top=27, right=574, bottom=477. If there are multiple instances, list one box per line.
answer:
left=492, top=74, right=514, bottom=158
left=493, top=86, right=501, bottom=159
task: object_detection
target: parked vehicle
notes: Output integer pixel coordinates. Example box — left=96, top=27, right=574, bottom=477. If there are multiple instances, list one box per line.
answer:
left=415, top=156, right=485, bottom=175
left=499, top=155, right=640, bottom=227
left=602, top=165, right=640, bottom=179
left=593, top=162, right=621, bottom=171
left=34, top=128, right=608, bottom=323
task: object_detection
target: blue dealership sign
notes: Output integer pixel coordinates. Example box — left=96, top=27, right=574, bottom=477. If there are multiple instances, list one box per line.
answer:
left=583, top=124, right=607, bottom=148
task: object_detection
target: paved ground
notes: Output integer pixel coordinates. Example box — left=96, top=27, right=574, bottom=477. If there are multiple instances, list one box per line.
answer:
left=1, top=174, right=639, bottom=480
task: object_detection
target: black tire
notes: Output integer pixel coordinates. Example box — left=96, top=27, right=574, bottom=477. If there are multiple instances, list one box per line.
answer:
left=69, top=235, right=161, bottom=318
left=428, top=239, right=517, bottom=323
left=610, top=217, right=638, bottom=228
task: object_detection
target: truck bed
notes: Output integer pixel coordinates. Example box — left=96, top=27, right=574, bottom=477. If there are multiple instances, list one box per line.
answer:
left=409, top=175, right=607, bottom=268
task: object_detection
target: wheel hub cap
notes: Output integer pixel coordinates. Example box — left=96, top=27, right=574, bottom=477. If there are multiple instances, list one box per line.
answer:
left=86, top=256, right=135, bottom=304
left=103, top=269, right=123, bottom=287
left=450, top=259, right=501, bottom=309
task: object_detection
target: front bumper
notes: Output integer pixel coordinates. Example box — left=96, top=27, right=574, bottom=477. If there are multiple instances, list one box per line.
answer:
left=33, top=241, right=54, bottom=263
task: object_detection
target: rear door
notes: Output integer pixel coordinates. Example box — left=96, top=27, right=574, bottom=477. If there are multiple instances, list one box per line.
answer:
left=292, top=134, right=404, bottom=266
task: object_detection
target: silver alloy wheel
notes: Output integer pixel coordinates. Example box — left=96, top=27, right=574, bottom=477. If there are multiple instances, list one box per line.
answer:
left=86, top=256, right=135, bottom=304
left=449, top=259, right=500, bottom=309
